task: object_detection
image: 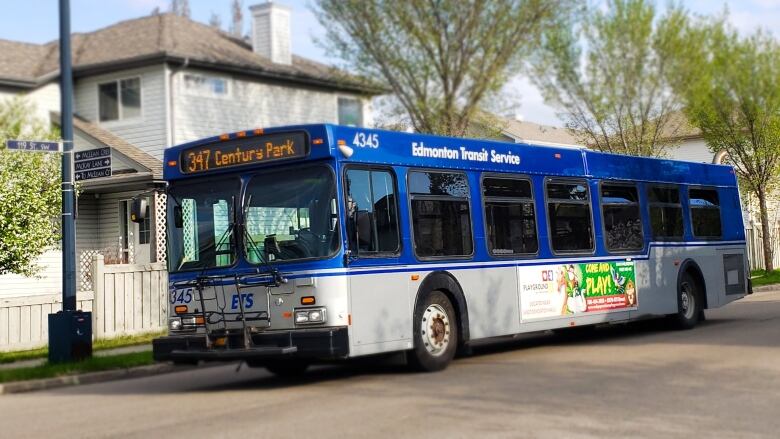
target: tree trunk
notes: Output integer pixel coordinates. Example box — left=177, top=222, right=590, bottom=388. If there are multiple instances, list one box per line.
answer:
left=757, top=189, right=774, bottom=272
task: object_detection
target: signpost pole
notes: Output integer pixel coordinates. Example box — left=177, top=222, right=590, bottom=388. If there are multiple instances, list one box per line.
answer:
left=60, top=0, right=77, bottom=312
left=47, top=0, right=91, bottom=364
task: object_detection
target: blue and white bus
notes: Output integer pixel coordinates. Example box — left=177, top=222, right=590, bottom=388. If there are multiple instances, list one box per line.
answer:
left=150, top=124, right=750, bottom=374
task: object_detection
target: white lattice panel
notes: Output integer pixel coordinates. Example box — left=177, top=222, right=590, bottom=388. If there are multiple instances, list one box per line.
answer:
left=155, top=191, right=167, bottom=263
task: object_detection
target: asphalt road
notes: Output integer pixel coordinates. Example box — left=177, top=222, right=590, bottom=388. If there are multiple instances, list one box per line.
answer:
left=2, top=291, right=779, bottom=439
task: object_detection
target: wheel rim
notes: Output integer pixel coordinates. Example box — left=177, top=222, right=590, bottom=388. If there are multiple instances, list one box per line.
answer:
left=421, top=304, right=451, bottom=356
left=680, top=282, right=696, bottom=320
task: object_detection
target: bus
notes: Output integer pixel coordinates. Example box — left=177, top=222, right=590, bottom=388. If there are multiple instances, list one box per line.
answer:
left=148, top=124, right=750, bottom=374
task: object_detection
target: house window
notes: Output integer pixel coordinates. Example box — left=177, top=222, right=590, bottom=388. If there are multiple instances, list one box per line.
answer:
left=99, top=77, right=141, bottom=122
left=183, top=73, right=230, bottom=97
left=338, top=97, right=363, bottom=126
left=138, top=204, right=151, bottom=245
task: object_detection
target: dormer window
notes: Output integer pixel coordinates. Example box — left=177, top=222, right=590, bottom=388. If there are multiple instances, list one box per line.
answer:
left=99, top=77, right=141, bottom=122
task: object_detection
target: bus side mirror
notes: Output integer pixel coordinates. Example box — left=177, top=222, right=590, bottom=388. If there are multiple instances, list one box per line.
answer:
left=173, top=206, right=183, bottom=228
left=130, top=198, right=148, bottom=224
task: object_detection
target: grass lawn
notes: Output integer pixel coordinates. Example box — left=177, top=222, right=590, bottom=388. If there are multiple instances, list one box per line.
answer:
left=751, top=269, right=780, bottom=288
left=0, top=351, right=154, bottom=384
left=0, top=331, right=165, bottom=364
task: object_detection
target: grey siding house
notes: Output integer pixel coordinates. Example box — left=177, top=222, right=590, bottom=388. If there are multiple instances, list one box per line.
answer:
left=0, top=1, right=380, bottom=297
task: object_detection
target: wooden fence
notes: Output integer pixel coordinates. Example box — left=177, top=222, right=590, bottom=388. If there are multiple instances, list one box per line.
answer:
left=0, top=255, right=168, bottom=352
left=746, top=226, right=780, bottom=271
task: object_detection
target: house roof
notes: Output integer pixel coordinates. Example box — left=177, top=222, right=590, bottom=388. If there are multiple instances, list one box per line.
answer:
left=52, top=113, right=163, bottom=179
left=499, top=117, right=582, bottom=147
left=1, top=13, right=380, bottom=94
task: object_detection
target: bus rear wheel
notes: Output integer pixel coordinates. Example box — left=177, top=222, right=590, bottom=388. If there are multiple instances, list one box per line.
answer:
left=671, top=272, right=702, bottom=330
left=408, top=291, right=458, bottom=372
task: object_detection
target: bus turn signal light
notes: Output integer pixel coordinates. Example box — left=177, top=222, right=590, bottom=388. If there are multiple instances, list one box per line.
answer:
left=167, top=160, right=177, bottom=167
left=313, top=138, right=324, bottom=145
left=301, top=296, right=316, bottom=305
left=195, top=316, right=205, bottom=325
left=174, top=305, right=188, bottom=314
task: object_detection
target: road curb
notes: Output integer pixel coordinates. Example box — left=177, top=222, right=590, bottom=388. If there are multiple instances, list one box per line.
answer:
left=0, top=363, right=194, bottom=395
left=752, top=285, right=780, bottom=294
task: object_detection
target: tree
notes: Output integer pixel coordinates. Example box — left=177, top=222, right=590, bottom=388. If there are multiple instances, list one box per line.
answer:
left=230, top=0, right=244, bottom=38
left=312, top=0, right=575, bottom=137
left=169, top=0, right=190, bottom=18
left=671, top=22, right=780, bottom=271
left=530, top=0, right=693, bottom=156
left=0, top=97, right=61, bottom=276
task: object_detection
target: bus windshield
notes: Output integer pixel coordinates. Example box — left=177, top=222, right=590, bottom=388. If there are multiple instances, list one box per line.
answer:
left=167, top=177, right=240, bottom=272
left=244, top=165, right=340, bottom=263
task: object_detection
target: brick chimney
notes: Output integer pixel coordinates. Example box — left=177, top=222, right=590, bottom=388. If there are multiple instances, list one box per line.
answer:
left=250, top=1, right=292, bottom=65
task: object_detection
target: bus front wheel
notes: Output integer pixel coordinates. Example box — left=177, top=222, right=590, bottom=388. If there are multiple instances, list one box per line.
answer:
left=671, top=272, right=702, bottom=330
left=408, top=291, right=458, bottom=372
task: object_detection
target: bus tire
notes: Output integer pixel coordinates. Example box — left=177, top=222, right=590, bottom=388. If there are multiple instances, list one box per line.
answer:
left=672, top=272, right=702, bottom=330
left=408, top=290, right=458, bottom=372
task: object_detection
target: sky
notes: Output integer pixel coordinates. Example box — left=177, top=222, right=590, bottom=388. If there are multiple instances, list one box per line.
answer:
left=1, top=0, right=779, bottom=127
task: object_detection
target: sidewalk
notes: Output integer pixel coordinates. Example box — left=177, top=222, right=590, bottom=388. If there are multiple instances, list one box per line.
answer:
left=0, top=344, right=152, bottom=371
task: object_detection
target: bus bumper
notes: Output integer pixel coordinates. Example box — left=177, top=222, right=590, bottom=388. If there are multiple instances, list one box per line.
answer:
left=153, top=326, right=350, bottom=362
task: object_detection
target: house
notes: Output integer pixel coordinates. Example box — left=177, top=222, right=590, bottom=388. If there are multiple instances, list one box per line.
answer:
left=0, top=1, right=381, bottom=298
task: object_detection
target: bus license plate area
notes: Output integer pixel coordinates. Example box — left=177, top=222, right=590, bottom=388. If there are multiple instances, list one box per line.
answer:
left=198, top=284, right=271, bottom=331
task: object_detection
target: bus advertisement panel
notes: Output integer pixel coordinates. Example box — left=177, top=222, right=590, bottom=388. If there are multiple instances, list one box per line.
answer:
left=519, top=261, right=637, bottom=320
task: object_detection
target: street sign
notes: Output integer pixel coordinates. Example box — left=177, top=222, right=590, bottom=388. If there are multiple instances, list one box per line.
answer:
left=74, top=147, right=110, bottom=161
left=5, top=139, right=61, bottom=152
left=74, top=157, right=111, bottom=172
left=75, top=167, right=111, bottom=181
left=74, top=147, right=111, bottom=181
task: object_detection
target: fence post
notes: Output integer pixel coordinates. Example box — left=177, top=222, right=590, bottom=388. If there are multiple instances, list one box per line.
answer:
left=91, top=254, right=105, bottom=338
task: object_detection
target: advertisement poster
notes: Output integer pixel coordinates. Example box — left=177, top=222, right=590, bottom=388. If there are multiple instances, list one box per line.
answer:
left=519, top=261, right=637, bottom=321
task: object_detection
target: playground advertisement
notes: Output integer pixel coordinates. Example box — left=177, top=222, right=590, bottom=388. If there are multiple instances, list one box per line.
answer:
left=519, top=261, right=637, bottom=321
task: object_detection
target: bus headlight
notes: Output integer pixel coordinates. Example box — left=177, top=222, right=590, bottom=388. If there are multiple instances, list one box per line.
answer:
left=295, top=307, right=327, bottom=325
left=169, top=317, right=182, bottom=331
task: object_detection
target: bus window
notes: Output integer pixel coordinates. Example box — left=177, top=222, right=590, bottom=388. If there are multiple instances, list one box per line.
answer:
left=410, top=171, right=473, bottom=258
left=345, top=168, right=400, bottom=255
left=601, top=183, right=643, bottom=252
left=482, top=176, right=538, bottom=256
left=689, top=188, right=722, bottom=238
left=244, top=166, right=340, bottom=262
left=546, top=180, right=594, bottom=253
left=167, top=178, right=239, bottom=272
left=648, top=185, right=684, bottom=240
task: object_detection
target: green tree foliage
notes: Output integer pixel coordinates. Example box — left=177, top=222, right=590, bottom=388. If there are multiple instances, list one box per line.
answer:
left=0, top=97, right=61, bottom=276
left=313, top=0, right=575, bottom=136
left=531, top=0, right=692, bottom=156
left=670, top=22, right=780, bottom=271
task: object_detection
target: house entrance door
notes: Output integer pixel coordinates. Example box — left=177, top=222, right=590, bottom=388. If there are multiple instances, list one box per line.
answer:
left=120, top=198, right=151, bottom=264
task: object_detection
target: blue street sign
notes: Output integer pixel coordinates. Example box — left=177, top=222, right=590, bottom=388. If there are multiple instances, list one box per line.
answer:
left=74, top=147, right=110, bottom=161
left=5, top=139, right=61, bottom=152
left=74, top=157, right=111, bottom=172
left=74, top=146, right=112, bottom=181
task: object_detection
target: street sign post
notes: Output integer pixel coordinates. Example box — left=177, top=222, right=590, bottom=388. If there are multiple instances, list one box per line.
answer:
left=74, top=147, right=111, bottom=181
left=5, top=139, right=62, bottom=152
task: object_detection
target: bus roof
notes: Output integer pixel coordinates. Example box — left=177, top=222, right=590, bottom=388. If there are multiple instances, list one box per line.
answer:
left=163, top=123, right=737, bottom=187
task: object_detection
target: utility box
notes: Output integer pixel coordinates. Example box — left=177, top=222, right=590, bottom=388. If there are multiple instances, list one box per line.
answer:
left=48, top=310, right=93, bottom=363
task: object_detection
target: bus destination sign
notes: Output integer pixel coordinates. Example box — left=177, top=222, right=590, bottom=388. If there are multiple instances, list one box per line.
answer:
left=181, top=132, right=308, bottom=174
